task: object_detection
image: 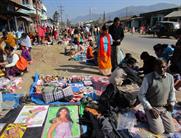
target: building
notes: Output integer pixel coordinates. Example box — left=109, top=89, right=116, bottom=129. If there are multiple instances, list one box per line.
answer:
left=118, top=6, right=181, bottom=32
left=140, top=7, right=180, bottom=27
left=17, top=0, right=48, bottom=32
left=0, top=0, right=31, bottom=32
left=165, top=10, right=181, bottom=22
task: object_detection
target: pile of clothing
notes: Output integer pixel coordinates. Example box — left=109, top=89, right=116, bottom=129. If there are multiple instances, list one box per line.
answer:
left=0, top=77, right=23, bottom=93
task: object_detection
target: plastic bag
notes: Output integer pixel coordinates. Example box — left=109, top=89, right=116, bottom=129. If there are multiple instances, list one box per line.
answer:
left=117, top=111, right=137, bottom=130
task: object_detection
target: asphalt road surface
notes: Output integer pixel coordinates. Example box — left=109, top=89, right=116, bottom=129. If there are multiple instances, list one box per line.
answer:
left=121, top=33, right=177, bottom=56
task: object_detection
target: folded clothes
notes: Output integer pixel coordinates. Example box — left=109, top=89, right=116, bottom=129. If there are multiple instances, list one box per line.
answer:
left=0, top=77, right=23, bottom=93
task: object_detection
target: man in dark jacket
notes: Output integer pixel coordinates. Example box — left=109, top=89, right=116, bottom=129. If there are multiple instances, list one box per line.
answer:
left=109, top=17, right=124, bottom=72
left=170, top=29, right=181, bottom=74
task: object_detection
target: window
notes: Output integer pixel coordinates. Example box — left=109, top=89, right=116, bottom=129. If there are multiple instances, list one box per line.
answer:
left=22, top=0, right=29, bottom=4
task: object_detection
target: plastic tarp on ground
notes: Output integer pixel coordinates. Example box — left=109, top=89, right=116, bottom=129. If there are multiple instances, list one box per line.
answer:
left=29, top=73, right=97, bottom=105
left=2, top=93, right=23, bottom=108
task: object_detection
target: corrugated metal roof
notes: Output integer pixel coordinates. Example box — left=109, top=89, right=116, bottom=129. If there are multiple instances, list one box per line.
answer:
left=165, top=10, right=181, bottom=18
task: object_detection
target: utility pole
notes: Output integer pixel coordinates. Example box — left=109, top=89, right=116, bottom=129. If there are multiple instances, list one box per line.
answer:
left=59, top=4, right=64, bottom=26
left=103, top=11, right=106, bottom=23
left=89, top=8, right=92, bottom=21
left=126, top=7, right=128, bottom=19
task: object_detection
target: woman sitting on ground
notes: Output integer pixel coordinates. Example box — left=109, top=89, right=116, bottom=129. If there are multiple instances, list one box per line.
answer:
left=86, top=40, right=95, bottom=65
left=0, top=45, right=28, bottom=78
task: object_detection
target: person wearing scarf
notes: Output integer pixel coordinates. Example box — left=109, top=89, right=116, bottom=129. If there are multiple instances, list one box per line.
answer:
left=97, top=25, right=113, bottom=76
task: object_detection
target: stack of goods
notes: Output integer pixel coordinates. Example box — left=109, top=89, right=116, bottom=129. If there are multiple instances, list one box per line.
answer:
left=33, top=74, right=106, bottom=104
left=91, top=76, right=110, bottom=95
left=0, top=77, right=23, bottom=93
left=34, top=75, right=74, bottom=103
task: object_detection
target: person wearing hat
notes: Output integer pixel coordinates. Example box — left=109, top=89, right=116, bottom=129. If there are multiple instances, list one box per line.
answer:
left=0, top=31, right=17, bottom=62
left=109, top=17, right=124, bottom=72
left=0, top=31, right=17, bottom=50
left=21, top=33, right=32, bottom=52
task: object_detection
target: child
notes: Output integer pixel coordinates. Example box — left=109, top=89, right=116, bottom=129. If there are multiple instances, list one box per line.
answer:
left=20, top=42, right=32, bottom=63
left=86, top=40, right=95, bottom=65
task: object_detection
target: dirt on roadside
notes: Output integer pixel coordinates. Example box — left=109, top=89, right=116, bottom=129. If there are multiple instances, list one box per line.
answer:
left=17, top=44, right=181, bottom=101
left=17, top=45, right=99, bottom=94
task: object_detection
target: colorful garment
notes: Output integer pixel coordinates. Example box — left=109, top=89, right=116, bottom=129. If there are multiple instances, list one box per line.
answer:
left=97, top=34, right=112, bottom=76
left=86, top=46, right=94, bottom=59
left=0, top=33, right=17, bottom=50
left=22, top=49, right=31, bottom=61
left=161, top=45, right=174, bottom=62
left=5, top=53, right=21, bottom=77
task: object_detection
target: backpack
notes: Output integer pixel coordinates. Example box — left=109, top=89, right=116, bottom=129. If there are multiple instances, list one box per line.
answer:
left=16, top=55, right=28, bottom=71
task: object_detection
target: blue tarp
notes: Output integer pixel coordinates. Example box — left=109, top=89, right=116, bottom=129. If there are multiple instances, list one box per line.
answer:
left=29, top=73, right=98, bottom=105
left=3, top=93, right=23, bottom=108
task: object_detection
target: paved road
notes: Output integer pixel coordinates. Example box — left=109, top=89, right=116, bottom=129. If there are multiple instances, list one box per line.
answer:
left=121, top=33, right=177, bottom=56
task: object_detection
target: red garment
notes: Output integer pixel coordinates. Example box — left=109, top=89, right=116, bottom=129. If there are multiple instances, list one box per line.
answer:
left=37, top=26, right=46, bottom=37
left=99, top=34, right=111, bottom=58
left=54, top=31, right=58, bottom=40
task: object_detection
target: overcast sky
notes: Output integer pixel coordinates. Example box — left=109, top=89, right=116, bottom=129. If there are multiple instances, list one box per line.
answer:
left=42, top=0, right=180, bottom=20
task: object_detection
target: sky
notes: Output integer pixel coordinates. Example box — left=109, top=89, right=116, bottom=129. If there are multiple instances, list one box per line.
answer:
left=42, top=0, right=181, bottom=20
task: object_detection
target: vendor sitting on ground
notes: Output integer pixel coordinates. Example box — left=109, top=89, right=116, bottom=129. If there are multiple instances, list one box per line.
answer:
left=120, top=53, right=132, bottom=65
left=153, top=43, right=174, bottom=63
left=120, top=56, right=142, bottom=86
left=0, top=45, right=28, bottom=78
left=139, top=51, right=156, bottom=75
left=139, top=58, right=175, bottom=135
left=86, top=40, right=95, bottom=65
left=0, top=31, right=17, bottom=50
left=0, top=31, right=17, bottom=62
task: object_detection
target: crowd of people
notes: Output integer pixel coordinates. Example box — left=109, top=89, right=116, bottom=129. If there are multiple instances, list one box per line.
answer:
left=60, top=17, right=181, bottom=135
left=0, top=31, right=32, bottom=79
left=0, top=16, right=181, bottom=135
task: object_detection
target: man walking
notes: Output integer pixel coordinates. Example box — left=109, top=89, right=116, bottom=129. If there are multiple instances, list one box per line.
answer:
left=109, top=17, right=124, bottom=72
left=138, top=59, right=175, bottom=134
